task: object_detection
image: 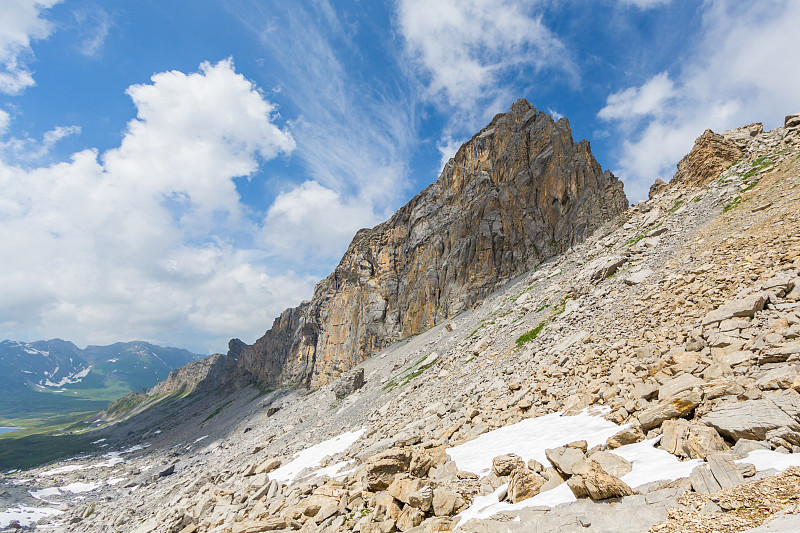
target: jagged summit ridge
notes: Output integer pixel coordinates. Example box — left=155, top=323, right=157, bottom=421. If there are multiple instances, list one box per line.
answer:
left=213, top=99, right=628, bottom=391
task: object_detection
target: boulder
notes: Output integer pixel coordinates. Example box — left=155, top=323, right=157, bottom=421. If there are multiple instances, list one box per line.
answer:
left=754, top=366, right=799, bottom=390
left=365, top=448, right=412, bottom=491
left=565, top=460, right=634, bottom=500
left=388, top=475, right=433, bottom=512
left=432, top=488, right=463, bottom=517
left=545, top=446, right=586, bottom=476
left=702, top=294, right=768, bottom=325
left=333, top=368, right=365, bottom=399
left=690, top=454, right=744, bottom=494
left=606, top=427, right=645, bottom=449
left=255, top=458, right=282, bottom=475
left=395, top=505, right=425, bottom=531
left=701, top=397, right=800, bottom=444
left=586, top=451, right=632, bottom=478
left=625, top=269, right=653, bottom=286
left=637, top=389, right=702, bottom=430
left=658, top=373, right=705, bottom=400
left=660, top=419, right=729, bottom=459
left=491, top=453, right=525, bottom=477
left=506, top=467, right=546, bottom=503
left=370, top=492, right=402, bottom=521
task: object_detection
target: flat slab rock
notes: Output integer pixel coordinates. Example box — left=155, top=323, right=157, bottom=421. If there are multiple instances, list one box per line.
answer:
left=701, top=396, right=800, bottom=443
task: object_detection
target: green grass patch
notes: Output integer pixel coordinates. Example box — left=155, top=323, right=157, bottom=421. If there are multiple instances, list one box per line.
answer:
left=552, top=295, right=571, bottom=315
left=535, top=302, right=549, bottom=313
left=723, top=196, right=742, bottom=213
left=668, top=199, right=683, bottom=213
left=740, top=179, right=760, bottom=193
left=516, top=321, right=547, bottom=347
left=383, top=352, right=440, bottom=392
left=693, top=196, right=703, bottom=203
left=202, top=399, right=234, bottom=423
left=624, top=234, right=645, bottom=247
left=742, top=156, right=772, bottom=178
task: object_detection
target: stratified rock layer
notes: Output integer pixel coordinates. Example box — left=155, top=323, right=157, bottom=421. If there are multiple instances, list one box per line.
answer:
left=219, top=99, right=627, bottom=390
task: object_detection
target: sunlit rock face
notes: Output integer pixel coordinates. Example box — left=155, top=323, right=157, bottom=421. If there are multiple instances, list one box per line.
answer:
left=218, top=99, right=628, bottom=390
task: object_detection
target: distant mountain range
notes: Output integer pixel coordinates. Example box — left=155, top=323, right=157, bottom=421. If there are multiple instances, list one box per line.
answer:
left=0, top=339, right=202, bottom=427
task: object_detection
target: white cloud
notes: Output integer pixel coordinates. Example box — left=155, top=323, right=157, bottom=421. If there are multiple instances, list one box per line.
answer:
left=0, top=59, right=307, bottom=352
left=397, top=0, right=572, bottom=117
left=547, top=108, right=564, bottom=121
left=0, top=109, right=10, bottom=134
left=598, top=1, right=800, bottom=203
left=619, top=0, right=672, bottom=8
left=1, top=123, right=81, bottom=161
left=73, top=7, right=112, bottom=58
left=436, top=135, right=465, bottom=171
left=262, top=180, right=376, bottom=262
left=0, top=0, right=60, bottom=94
left=597, top=72, right=674, bottom=121
left=231, top=1, right=418, bottom=265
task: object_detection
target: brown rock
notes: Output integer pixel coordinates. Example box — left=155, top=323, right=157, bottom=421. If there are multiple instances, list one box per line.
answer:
left=671, top=128, right=743, bottom=188
left=606, top=427, right=645, bottom=449
left=507, top=466, right=547, bottom=503
left=491, top=453, right=525, bottom=477
left=364, top=448, right=412, bottom=491
left=388, top=474, right=433, bottom=512
left=637, top=389, right=702, bottom=430
left=565, top=460, right=634, bottom=500
left=396, top=505, right=425, bottom=531
left=660, top=419, right=729, bottom=459
left=545, top=446, right=586, bottom=476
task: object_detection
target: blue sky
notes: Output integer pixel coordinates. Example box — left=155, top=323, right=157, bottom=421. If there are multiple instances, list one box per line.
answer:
left=1, top=0, right=798, bottom=353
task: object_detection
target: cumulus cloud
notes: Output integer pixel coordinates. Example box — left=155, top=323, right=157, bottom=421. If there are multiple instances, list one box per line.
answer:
left=598, top=1, right=800, bottom=203
left=0, top=59, right=306, bottom=352
left=262, top=180, right=376, bottom=262
left=0, top=0, right=60, bottom=94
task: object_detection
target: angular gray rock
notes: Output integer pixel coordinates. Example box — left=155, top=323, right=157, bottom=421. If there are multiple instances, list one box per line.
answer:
left=701, top=397, right=800, bottom=444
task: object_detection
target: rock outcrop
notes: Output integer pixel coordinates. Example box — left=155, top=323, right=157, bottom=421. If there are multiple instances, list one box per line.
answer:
left=672, top=129, right=744, bottom=188
left=215, top=99, right=628, bottom=390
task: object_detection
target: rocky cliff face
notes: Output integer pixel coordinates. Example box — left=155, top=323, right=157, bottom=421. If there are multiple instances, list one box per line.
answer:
left=221, top=99, right=627, bottom=390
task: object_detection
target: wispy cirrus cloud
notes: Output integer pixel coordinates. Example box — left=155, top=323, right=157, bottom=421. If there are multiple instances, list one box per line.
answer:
left=73, top=5, right=113, bottom=58
left=598, top=0, right=800, bottom=202
left=229, top=0, right=420, bottom=267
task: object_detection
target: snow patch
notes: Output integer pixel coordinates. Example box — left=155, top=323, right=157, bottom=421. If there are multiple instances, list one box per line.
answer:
left=736, top=449, right=800, bottom=472
left=29, top=487, right=60, bottom=502
left=270, top=428, right=366, bottom=483
left=60, top=481, right=99, bottom=493
left=0, top=505, right=62, bottom=528
left=38, top=465, right=83, bottom=477
left=42, top=366, right=92, bottom=387
left=447, top=408, right=621, bottom=476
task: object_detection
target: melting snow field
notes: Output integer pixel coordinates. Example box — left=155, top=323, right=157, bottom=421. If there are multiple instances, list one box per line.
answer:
left=0, top=505, right=63, bottom=528
left=447, top=407, right=622, bottom=477
left=450, top=409, right=709, bottom=529
left=270, top=428, right=366, bottom=483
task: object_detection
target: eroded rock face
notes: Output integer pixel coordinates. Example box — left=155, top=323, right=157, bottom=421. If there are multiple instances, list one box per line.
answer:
left=671, top=129, right=743, bottom=188
left=213, top=99, right=628, bottom=390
